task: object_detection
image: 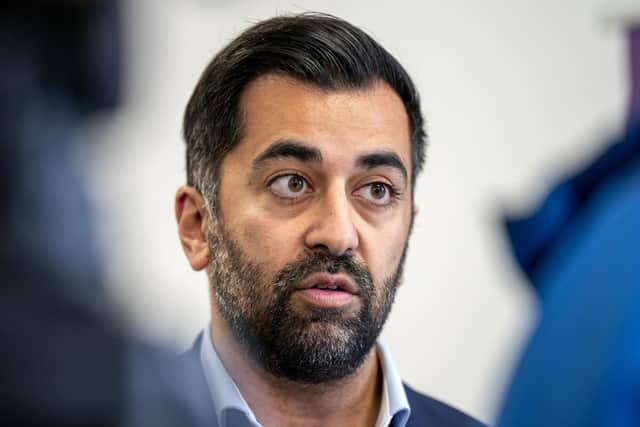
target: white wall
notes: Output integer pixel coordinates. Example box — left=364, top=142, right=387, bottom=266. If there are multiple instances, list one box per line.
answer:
left=85, top=0, right=630, bottom=423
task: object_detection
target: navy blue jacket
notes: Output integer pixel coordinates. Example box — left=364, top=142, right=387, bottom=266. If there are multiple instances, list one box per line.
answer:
left=403, top=384, right=486, bottom=427
left=184, top=335, right=487, bottom=427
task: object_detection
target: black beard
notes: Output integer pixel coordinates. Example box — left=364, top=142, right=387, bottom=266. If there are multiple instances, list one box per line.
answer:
left=208, top=222, right=406, bottom=384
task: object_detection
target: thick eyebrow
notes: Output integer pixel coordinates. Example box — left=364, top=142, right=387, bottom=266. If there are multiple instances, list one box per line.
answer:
left=252, top=140, right=323, bottom=171
left=250, top=140, right=407, bottom=185
left=356, top=151, right=408, bottom=183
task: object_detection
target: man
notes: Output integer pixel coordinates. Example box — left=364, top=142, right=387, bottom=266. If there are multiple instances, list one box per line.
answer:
left=175, top=13, right=485, bottom=427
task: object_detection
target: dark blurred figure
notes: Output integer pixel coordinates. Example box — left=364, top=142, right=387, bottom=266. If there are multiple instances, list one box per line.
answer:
left=497, top=23, right=640, bottom=427
left=0, top=2, right=212, bottom=426
left=1, top=2, right=125, bottom=425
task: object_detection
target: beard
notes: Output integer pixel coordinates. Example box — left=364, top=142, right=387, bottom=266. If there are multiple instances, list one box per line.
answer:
left=207, top=214, right=408, bottom=384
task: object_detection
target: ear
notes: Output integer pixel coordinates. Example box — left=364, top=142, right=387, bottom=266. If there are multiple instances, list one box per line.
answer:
left=175, top=186, right=209, bottom=271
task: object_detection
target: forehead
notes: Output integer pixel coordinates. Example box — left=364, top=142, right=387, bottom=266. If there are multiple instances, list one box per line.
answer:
left=233, top=74, right=412, bottom=173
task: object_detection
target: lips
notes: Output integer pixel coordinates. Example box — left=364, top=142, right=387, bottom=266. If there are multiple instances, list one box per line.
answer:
left=295, top=273, right=358, bottom=295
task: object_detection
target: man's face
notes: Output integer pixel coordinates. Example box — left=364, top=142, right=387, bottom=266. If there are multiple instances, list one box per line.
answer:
left=208, top=74, right=413, bottom=383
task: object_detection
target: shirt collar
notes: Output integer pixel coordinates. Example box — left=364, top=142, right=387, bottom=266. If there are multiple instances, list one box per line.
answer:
left=376, top=340, right=411, bottom=427
left=200, top=325, right=411, bottom=427
left=199, top=325, right=260, bottom=427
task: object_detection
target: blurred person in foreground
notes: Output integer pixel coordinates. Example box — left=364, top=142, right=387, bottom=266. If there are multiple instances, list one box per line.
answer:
left=0, top=2, right=126, bottom=425
left=496, top=23, right=640, bottom=427
left=174, top=13, right=486, bottom=427
left=1, top=2, right=213, bottom=426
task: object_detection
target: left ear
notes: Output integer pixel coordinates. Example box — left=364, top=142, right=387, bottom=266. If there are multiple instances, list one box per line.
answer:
left=175, top=185, right=210, bottom=271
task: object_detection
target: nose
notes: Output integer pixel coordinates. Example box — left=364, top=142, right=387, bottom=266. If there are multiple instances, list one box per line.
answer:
left=303, top=185, right=359, bottom=256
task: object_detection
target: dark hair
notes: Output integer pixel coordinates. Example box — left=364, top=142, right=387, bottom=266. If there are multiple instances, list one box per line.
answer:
left=183, top=12, right=426, bottom=207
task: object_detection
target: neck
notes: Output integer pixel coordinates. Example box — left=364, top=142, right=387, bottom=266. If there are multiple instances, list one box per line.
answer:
left=210, top=311, right=382, bottom=427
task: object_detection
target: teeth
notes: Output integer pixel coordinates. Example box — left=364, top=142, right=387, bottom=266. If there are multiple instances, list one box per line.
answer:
left=316, top=284, right=339, bottom=290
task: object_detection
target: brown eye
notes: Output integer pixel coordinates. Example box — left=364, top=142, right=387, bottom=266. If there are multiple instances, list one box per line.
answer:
left=370, top=183, right=387, bottom=200
left=288, top=175, right=304, bottom=192
left=269, top=174, right=310, bottom=199
left=357, top=182, right=394, bottom=206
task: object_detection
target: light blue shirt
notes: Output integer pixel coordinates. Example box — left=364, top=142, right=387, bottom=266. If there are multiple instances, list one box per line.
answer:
left=200, top=325, right=411, bottom=427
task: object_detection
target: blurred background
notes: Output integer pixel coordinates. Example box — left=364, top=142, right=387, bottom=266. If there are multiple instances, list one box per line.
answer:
left=77, top=0, right=637, bottom=423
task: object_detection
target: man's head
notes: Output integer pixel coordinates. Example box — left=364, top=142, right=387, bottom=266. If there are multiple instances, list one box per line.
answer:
left=183, top=13, right=425, bottom=206
left=176, top=13, right=426, bottom=384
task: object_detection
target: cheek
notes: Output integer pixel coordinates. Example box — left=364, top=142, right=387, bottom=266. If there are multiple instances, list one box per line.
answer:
left=374, top=238, right=405, bottom=282
left=240, top=220, right=275, bottom=252
left=364, top=214, right=411, bottom=284
left=235, top=214, right=303, bottom=273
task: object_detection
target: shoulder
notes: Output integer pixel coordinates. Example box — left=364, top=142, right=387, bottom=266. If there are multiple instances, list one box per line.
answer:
left=403, top=383, right=488, bottom=427
left=179, top=332, right=204, bottom=365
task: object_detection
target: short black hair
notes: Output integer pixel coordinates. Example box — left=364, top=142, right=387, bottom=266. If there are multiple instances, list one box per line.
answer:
left=183, top=12, right=426, bottom=207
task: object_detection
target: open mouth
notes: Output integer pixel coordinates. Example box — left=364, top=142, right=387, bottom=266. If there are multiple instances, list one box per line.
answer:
left=296, top=272, right=357, bottom=294
left=294, top=273, right=358, bottom=307
left=311, top=282, right=346, bottom=291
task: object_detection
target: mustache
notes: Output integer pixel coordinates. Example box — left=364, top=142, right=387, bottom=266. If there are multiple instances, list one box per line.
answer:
left=272, top=251, right=373, bottom=292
